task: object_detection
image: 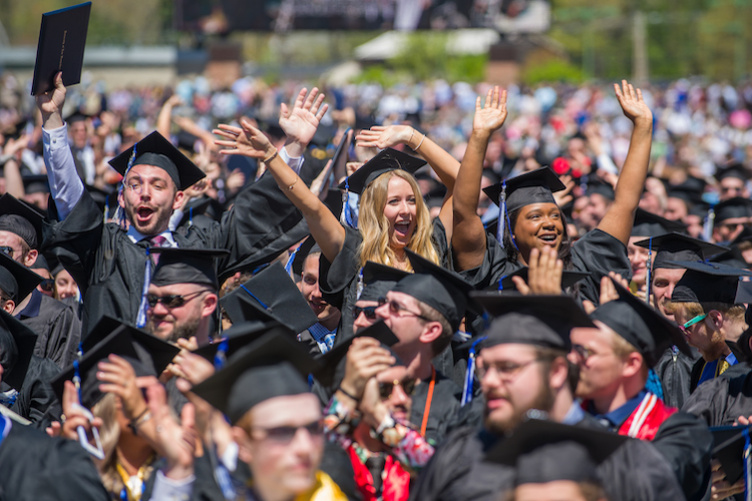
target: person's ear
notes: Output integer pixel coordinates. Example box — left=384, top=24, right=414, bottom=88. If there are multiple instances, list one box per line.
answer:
left=232, top=426, right=253, bottom=464
left=3, top=299, right=15, bottom=314
left=23, top=249, right=38, bottom=268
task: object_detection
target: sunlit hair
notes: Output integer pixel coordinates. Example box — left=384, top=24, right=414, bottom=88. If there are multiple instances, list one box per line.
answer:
left=666, top=301, right=746, bottom=323
left=357, top=170, right=440, bottom=269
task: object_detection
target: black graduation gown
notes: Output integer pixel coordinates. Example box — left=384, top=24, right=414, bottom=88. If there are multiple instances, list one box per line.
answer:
left=5, top=355, right=62, bottom=429
left=44, top=168, right=315, bottom=335
left=683, top=370, right=752, bottom=427
left=0, top=420, right=109, bottom=500
left=460, top=228, right=631, bottom=305
left=409, top=416, right=686, bottom=501
left=18, top=290, right=82, bottom=369
left=654, top=345, right=700, bottom=409
left=689, top=343, right=748, bottom=394
left=409, top=371, right=464, bottom=446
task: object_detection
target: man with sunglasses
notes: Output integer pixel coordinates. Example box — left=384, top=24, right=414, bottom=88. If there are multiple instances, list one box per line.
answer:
left=667, top=261, right=751, bottom=393
left=711, top=197, right=752, bottom=244
left=0, top=194, right=81, bottom=369
left=412, top=294, right=687, bottom=501
left=715, top=163, right=750, bottom=203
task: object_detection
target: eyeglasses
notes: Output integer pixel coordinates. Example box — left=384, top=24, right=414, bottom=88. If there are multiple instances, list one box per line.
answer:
left=146, top=290, right=207, bottom=309
left=378, top=377, right=418, bottom=399
left=353, top=305, right=378, bottom=320
left=377, top=297, right=431, bottom=322
left=476, top=359, right=541, bottom=382
left=680, top=313, right=707, bottom=333
left=39, top=279, right=54, bottom=292
left=250, top=419, right=324, bottom=444
left=571, top=344, right=596, bottom=362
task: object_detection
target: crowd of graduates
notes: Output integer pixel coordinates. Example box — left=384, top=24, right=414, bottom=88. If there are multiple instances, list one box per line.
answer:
left=2, top=66, right=752, bottom=501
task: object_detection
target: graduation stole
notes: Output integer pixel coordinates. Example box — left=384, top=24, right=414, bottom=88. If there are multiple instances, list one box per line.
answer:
left=617, top=392, right=677, bottom=440
left=347, top=447, right=411, bottom=501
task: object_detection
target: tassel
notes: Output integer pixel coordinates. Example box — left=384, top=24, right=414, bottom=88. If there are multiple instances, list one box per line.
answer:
left=703, top=207, right=715, bottom=242
left=340, top=179, right=352, bottom=227
left=645, top=236, right=653, bottom=304
left=496, top=181, right=507, bottom=246
left=117, top=143, right=138, bottom=230
left=214, top=338, right=229, bottom=370
left=461, top=336, right=487, bottom=406
left=285, top=242, right=301, bottom=275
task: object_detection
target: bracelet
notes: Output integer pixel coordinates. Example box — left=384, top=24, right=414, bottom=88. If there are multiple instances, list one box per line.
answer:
left=287, top=176, right=299, bottom=191
left=337, top=385, right=360, bottom=402
left=263, top=149, right=278, bottom=164
left=413, top=133, right=426, bottom=151
left=128, top=408, right=151, bottom=436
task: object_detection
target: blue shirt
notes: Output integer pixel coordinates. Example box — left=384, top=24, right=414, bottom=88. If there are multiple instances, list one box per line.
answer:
left=698, top=352, right=738, bottom=386
left=590, top=389, right=648, bottom=430
left=308, top=323, right=337, bottom=354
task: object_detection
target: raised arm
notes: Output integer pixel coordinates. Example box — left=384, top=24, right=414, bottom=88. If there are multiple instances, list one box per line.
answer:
left=356, top=124, right=460, bottom=238
left=596, top=80, right=653, bottom=246
left=156, top=94, right=182, bottom=139
left=214, top=118, right=346, bottom=264
left=452, top=86, right=508, bottom=271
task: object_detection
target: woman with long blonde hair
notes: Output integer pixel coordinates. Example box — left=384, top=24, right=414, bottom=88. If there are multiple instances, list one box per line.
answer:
left=214, top=88, right=460, bottom=341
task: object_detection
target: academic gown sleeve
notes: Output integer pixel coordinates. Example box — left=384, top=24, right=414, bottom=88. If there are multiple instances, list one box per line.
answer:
left=683, top=372, right=752, bottom=427
left=10, top=356, right=61, bottom=429
left=569, top=228, right=631, bottom=304
left=0, top=421, right=109, bottom=501
left=22, top=294, right=82, bottom=370
left=653, top=346, right=698, bottom=409
left=454, top=231, right=519, bottom=291
left=650, top=411, right=713, bottom=500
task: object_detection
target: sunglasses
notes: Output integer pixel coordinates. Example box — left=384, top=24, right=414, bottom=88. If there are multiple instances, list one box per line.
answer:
left=251, top=419, right=324, bottom=444
left=680, top=313, right=707, bottom=333
left=39, top=279, right=54, bottom=292
left=146, top=289, right=207, bottom=308
left=377, top=297, right=431, bottom=322
left=378, top=377, right=418, bottom=399
left=0, top=246, right=14, bottom=257
left=353, top=305, right=378, bottom=320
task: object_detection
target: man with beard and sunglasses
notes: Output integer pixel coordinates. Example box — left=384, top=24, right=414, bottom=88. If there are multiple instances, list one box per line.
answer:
left=411, top=294, right=686, bottom=501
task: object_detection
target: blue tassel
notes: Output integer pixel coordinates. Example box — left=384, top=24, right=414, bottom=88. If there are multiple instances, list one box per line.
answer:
left=240, top=284, right=269, bottom=310
left=497, top=181, right=506, bottom=246
left=645, top=236, right=653, bottom=304
left=461, top=336, right=488, bottom=406
left=743, top=426, right=751, bottom=500
left=645, top=368, right=664, bottom=400
left=214, top=338, right=229, bottom=370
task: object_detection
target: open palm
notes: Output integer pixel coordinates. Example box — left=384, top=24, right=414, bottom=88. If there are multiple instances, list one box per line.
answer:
left=474, top=86, right=508, bottom=134
left=279, top=87, right=328, bottom=146
left=213, top=117, right=273, bottom=158
left=614, top=80, right=652, bottom=125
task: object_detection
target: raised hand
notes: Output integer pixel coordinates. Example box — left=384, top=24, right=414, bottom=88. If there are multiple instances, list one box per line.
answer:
left=512, top=247, right=564, bottom=295
left=340, top=337, right=396, bottom=401
left=279, top=87, right=329, bottom=156
left=356, top=125, right=413, bottom=150
left=473, top=86, right=508, bottom=136
left=146, top=383, right=197, bottom=480
left=35, top=72, right=66, bottom=129
left=214, top=117, right=275, bottom=159
left=553, top=174, right=575, bottom=207
left=614, top=80, right=652, bottom=126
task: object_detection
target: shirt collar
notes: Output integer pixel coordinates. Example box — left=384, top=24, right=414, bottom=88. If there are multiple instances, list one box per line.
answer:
left=590, top=389, right=648, bottom=428
left=126, top=226, right=176, bottom=246
left=16, top=288, right=42, bottom=319
left=562, top=401, right=586, bottom=425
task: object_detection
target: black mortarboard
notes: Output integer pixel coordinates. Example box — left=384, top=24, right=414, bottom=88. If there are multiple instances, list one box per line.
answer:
left=0, top=309, right=38, bottom=391
left=485, top=419, right=628, bottom=485
left=192, top=322, right=293, bottom=364
left=391, top=250, right=476, bottom=332
left=21, top=175, right=50, bottom=195
left=0, top=251, right=43, bottom=301
left=85, top=184, right=117, bottom=214
left=290, top=237, right=321, bottom=278
left=190, top=333, right=319, bottom=424
left=108, top=131, right=206, bottom=191
left=666, top=176, right=708, bottom=207
left=709, top=426, right=752, bottom=484
left=586, top=176, right=615, bottom=201
left=498, top=267, right=590, bottom=292
left=0, top=193, right=46, bottom=249
left=150, top=248, right=229, bottom=289
left=359, top=261, right=410, bottom=303
left=630, top=208, right=686, bottom=237
left=471, top=293, right=594, bottom=351
left=220, top=261, right=318, bottom=333
left=634, top=232, right=728, bottom=270
left=64, top=111, right=90, bottom=124
left=735, top=279, right=752, bottom=304
left=312, top=320, right=400, bottom=387
left=31, top=253, right=50, bottom=272
left=714, top=197, right=752, bottom=224
left=710, top=247, right=751, bottom=270
left=671, top=260, right=752, bottom=304
left=51, top=317, right=180, bottom=408
left=715, top=163, right=751, bottom=182
left=337, top=148, right=426, bottom=194
left=483, top=167, right=566, bottom=213
left=590, top=277, right=691, bottom=366
left=256, top=118, right=285, bottom=140
left=30, top=2, right=91, bottom=96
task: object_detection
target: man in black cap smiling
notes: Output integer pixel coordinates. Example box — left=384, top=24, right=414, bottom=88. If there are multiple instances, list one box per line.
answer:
left=712, top=196, right=752, bottom=244
left=715, top=163, right=750, bottom=202
left=36, top=73, right=319, bottom=335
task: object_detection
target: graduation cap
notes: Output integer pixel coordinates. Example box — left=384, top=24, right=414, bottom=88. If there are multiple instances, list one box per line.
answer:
left=220, top=261, right=318, bottom=334
left=84, top=184, right=118, bottom=215
left=50, top=317, right=180, bottom=408
left=484, top=419, right=628, bottom=485
left=256, top=117, right=286, bottom=140
left=0, top=193, right=46, bottom=249
left=714, top=197, right=752, bottom=224
left=21, top=175, right=50, bottom=195
left=31, top=253, right=50, bottom=272
left=391, top=250, right=477, bottom=332
left=64, top=111, right=90, bottom=125
left=359, top=261, right=410, bottom=303
left=671, top=260, right=752, bottom=304
left=192, top=321, right=293, bottom=365
left=150, top=248, right=229, bottom=289
left=336, top=148, right=426, bottom=194
left=710, top=247, right=751, bottom=270
left=634, top=232, right=728, bottom=270
left=497, top=267, right=590, bottom=292
left=290, top=237, right=321, bottom=278
left=190, top=332, right=319, bottom=425
left=108, top=131, right=206, bottom=191
left=709, top=426, right=752, bottom=485
left=715, top=163, right=750, bottom=183
left=483, top=167, right=566, bottom=214
left=590, top=277, right=692, bottom=367
left=0, top=309, right=38, bottom=391
left=312, top=320, right=400, bottom=387
left=470, top=293, right=594, bottom=351
left=0, top=251, right=43, bottom=301
left=585, top=176, right=615, bottom=201
left=630, top=208, right=686, bottom=237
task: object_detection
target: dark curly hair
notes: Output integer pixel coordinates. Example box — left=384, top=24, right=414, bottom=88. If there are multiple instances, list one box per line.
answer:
left=501, top=205, right=573, bottom=270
